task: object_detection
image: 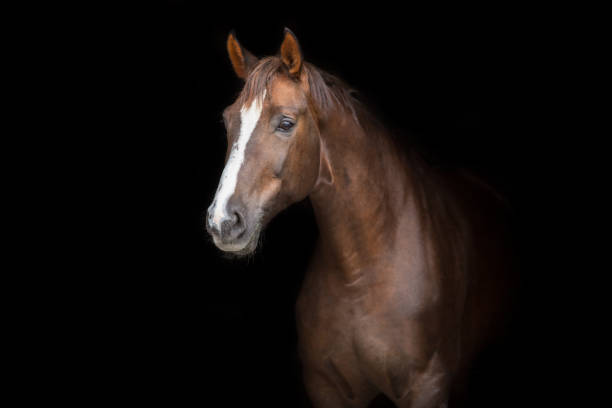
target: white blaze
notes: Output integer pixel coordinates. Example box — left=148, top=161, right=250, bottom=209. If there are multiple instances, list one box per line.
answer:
left=211, top=92, right=265, bottom=226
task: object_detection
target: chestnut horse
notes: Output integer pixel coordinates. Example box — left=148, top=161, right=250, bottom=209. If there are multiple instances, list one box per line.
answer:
left=206, top=29, right=512, bottom=408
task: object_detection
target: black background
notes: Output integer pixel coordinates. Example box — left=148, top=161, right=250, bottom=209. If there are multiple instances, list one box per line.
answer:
left=44, top=2, right=587, bottom=406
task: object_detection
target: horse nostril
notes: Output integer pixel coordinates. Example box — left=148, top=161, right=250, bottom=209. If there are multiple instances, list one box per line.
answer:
left=230, top=211, right=246, bottom=238
left=233, top=211, right=242, bottom=227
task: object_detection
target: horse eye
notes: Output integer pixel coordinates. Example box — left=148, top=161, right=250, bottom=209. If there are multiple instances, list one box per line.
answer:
left=277, top=118, right=295, bottom=133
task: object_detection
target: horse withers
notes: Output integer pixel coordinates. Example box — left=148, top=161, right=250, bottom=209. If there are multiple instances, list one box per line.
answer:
left=206, top=28, right=513, bottom=408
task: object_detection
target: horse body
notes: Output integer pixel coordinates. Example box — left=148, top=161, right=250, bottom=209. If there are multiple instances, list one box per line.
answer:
left=296, top=104, right=495, bottom=407
left=207, top=29, right=512, bottom=407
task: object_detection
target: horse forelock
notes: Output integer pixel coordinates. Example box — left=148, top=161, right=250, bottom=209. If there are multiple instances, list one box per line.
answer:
left=237, top=56, right=360, bottom=124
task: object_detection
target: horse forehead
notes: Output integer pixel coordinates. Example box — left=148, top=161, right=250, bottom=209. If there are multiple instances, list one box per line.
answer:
left=267, top=76, right=305, bottom=107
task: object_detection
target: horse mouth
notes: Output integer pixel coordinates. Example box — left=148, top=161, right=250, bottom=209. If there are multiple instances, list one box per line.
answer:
left=212, top=226, right=260, bottom=256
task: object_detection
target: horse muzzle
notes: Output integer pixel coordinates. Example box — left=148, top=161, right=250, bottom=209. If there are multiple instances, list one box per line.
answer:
left=206, top=201, right=258, bottom=254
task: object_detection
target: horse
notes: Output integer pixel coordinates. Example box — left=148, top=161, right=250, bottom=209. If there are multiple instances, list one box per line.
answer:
left=206, top=28, right=513, bottom=408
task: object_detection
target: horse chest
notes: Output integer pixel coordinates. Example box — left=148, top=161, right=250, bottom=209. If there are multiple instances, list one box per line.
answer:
left=297, top=266, right=448, bottom=400
left=298, top=271, right=427, bottom=364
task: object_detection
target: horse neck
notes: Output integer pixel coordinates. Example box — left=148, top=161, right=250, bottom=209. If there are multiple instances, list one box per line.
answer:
left=309, top=107, right=416, bottom=279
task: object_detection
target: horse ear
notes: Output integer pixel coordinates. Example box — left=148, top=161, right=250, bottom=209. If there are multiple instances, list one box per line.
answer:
left=280, top=28, right=303, bottom=78
left=227, top=31, right=258, bottom=80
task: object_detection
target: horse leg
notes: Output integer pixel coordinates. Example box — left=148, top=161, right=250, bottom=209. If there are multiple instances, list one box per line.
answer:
left=303, top=370, right=376, bottom=408
left=394, top=390, right=449, bottom=408
left=392, top=391, right=449, bottom=408
left=391, top=369, right=451, bottom=408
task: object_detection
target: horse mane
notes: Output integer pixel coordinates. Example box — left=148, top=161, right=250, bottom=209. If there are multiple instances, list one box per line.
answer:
left=240, top=56, right=464, bottom=209
left=238, top=57, right=359, bottom=123
left=240, top=54, right=505, bottom=244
